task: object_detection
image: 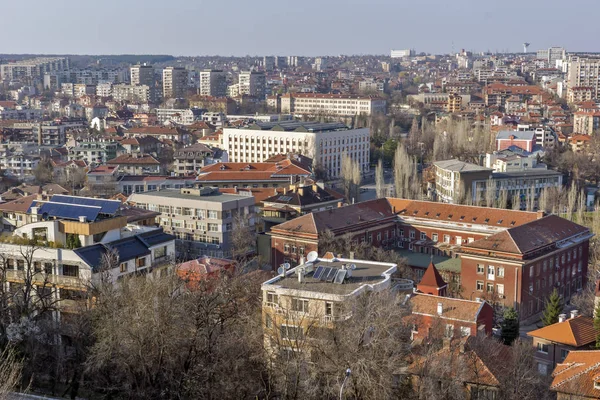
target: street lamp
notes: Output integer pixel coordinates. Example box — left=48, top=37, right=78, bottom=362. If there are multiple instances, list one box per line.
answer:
left=340, top=368, right=351, bottom=400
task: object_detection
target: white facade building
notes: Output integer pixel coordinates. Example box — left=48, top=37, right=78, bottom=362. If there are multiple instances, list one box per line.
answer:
left=280, top=93, right=386, bottom=117
left=199, top=69, right=227, bottom=97
left=238, top=71, right=266, bottom=97
left=163, top=67, right=188, bottom=99
left=223, top=121, right=370, bottom=178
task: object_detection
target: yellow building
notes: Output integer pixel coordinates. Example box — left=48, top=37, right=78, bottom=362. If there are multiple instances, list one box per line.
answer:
left=261, top=252, right=411, bottom=355
left=446, top=93, right=462, bottom=113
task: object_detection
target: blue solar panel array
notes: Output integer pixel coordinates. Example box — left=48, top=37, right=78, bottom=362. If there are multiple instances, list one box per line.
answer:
left=50, top=195, right=121, bottom=215
left=38, top=202, right=101, bottom=222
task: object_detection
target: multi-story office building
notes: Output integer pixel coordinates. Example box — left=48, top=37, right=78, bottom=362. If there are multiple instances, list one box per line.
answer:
left=162, top=67, right=188, bottom=99
left=0, top=57, right=69, bottom=81
left=223, top=121, right=370, bottom=178
left=567, top=56, right=600, bottom=99
left=390, top=49, right=415, bottom=58
left=112, top=84, right=153, bottom=103
left=280, top=93, right=386, bottom=117
left=128, top=187, right=256, bottom=259
left=261, top=252, right=403, bottom=354
left=198, top=69, right=227, bottom=97
left=238, top=71, right=266, bottom=98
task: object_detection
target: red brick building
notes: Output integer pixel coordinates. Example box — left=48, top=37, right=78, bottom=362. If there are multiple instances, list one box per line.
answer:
left=269, top=198, right=591, bottom=322
left=408, top=293, right=494, bottom=339
left=460, top=215, right=592, bottom=323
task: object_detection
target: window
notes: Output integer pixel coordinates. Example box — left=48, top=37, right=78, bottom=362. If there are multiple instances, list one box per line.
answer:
left=291, top=298, right=309, bottom=313
left=443, top=235, right=450, bottom=243
left=16, top=260, right=24, bottom=271
left=208, top=223, right=218, bottom=232
left=62, top=264, right=78, bottom=277
left=420, top=232, right=427, bottom=240
left=120, top=263, right=127, bottom=273
left=432, top=233, right=438, bottom=242
left=208, top=210, right=218, bottom=219
left=445, top=324, right=454, bottom=338
left=284, top=244, right=290, bottom=253
left=266, top=292, right=278, bottom=306
left=460, top=326, right=471, bottom=337
left=486, top=283, right=494, bottom=293
left=530, top=265, right=534, bottom=278
left=154, top=246, right=167, bottom=259
left=136, top=257, right=146, bottom=268
left=409, top=230, right=415, bottom=239
left=280, top=325, right=303, bottom=340
left=497, top=284, right=504, bottom=296
left=560, top=349, right=569, bottom=360
left=497, top=267, right=504, bottom=278
left=456, top=236, right=462, bottom=245
left=488, top=266, right=495, bottom=279
left=476, top=281, right=484, bottom=291
left=299, top=247, right=305, bottom=255
left=32, top=227, right=48, bottom=242
left=537, top=342, right=549, bottom=354
left=325, top=302, right=333, bottom=316
left=477, top=264, right=484, bottom=274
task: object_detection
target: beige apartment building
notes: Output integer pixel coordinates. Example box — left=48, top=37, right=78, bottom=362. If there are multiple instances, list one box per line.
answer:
left=223, top=121, right=370, bottom=178
left=280, top=93, right=386, bottom=117
left=567, top=56, right=600, bottom=99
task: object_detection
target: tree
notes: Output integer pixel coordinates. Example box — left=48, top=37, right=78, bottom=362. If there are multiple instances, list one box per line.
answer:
left=0, top=346, right=22, bottom=396
left=340, top=152, right=361, bottom=204
left=33, top=158, right=54, bottom=185
left=542, top=289, right=563, bottom=326
left=375, top=158, right=386, bottom=198
left=500, top=307, right=519, bottom=345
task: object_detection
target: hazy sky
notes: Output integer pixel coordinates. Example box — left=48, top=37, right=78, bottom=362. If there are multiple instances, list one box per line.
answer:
left=4, top=0, right=598, bottom=56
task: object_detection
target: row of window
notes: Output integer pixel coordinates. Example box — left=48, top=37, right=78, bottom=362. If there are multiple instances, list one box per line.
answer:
left=283, top=244, right=305, bottom=255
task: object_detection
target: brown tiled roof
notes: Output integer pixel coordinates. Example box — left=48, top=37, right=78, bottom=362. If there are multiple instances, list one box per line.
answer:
left=197, top=159, right=311, bottom=181
left=0, top=194, right=37, bottom=212
left=528, top=316, right=596, bottom=347
left=126, top=126, right=183, bottom=135
left=410, top=293, right=485, bottom=323
left=271, top=198, right=394, bottom=236
left=219, top=187, right=284, bottom=204
left=463, top=215, right=589, bottom=255
left=551, top=351, right=600, bottom=397
left=387, top=198, right=539, bottom=229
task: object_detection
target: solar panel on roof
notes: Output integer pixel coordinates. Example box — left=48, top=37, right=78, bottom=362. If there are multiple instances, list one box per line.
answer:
left=38, top=202, right=101, bottom=221
left=319, top=267, right=332, bottom=281
left=326, top=268, right=337, bottom=282
left=313, top=266, right=324, bottom=280
left=334, top=269, right=347, bottom=284
left=50, top=195, right=121, bottom=215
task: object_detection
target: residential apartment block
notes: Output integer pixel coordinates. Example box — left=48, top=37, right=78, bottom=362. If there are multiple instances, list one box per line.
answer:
left=112, top=84, right=153, bottom=103
left=223, top=121, right=369, bottom=178
left=199, top=69, right=227, bottom=97
left=128, top=187, right=256, bottom=259
left=568, top=56, right=600, bottom=99
left=162, top=67, right=188, bottom=99
left=280, top=93, right=386, bottom=117
left=0, top=57, right=69, bottom=81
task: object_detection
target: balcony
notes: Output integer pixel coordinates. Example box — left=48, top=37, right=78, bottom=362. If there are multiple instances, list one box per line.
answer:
left=5, top=270, right=86, bottom=289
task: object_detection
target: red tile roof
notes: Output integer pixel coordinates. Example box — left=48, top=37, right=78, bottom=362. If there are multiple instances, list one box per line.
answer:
left=107, top=154, right=160, bottom=165
left=551, top=351, right=600, bottom=398
left=419, top=262, right=447, bottom=289
left=528, top=316, right=596, bottom=347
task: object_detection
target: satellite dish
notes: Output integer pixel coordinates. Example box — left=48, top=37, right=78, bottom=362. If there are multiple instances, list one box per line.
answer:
left=282, top=263, right=291, bottom=270
left=306, top=251, right=318, bottom=262
left=277, top=266, right=285, bottom=275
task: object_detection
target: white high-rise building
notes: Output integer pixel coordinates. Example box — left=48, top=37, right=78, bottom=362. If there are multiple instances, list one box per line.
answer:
left=162, top=67, right=188, bottom=99
left=567, top=56, right=600, bottom=99
left=199, top=69, right=227, bottom=97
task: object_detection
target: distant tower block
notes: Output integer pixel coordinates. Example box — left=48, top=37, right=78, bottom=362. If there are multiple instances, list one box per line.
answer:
left=523, top=42, right=531, bottom=53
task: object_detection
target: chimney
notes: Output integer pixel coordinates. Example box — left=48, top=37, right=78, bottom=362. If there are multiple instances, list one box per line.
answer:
left=337, top=201, right=343, bottom=208
left=537, top=210, right=545, bottom=219
left=437, top=302, right=443, bottom=316
left=558, top=314, right=567, bottom=323
left=30, top=206, right=38, bottom=215
left=570, top=310, right=579, bottom=319
left=299, top=256, right=305, bottom=265
left=297, top=268, right=304, bottom=283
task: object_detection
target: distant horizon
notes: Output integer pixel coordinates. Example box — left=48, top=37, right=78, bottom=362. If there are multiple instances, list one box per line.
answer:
left=5, top=0, right=600, bottom=56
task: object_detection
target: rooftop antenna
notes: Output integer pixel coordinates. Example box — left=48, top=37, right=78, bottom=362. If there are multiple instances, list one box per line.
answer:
left=277, top=262, right=291, bottom=277
left=523, top=42, right=531, bottom=54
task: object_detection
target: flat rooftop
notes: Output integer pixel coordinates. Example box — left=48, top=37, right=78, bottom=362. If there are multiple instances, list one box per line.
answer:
left=263, top=257, right=396, bottom=296
left=236, top=121, right=350, bottom=133
left=129, top=189, right=252, bottom=203
left=396, top=250, right=461, bottom=273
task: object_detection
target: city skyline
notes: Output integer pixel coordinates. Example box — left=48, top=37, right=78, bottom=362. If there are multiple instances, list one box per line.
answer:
left=4, top=0, right=599, bottom=56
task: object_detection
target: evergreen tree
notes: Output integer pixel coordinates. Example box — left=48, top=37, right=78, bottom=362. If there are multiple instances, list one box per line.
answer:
left=500, top=307, right=519, bottom=345
left=594, top=303, right=600, bottom=349
left=542, top=289, right=563, bottom=326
